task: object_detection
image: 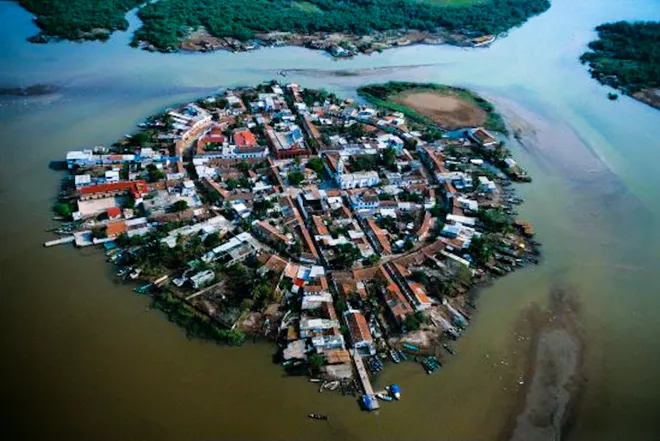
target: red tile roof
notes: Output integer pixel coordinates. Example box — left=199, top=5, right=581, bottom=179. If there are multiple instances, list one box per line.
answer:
left=233, top=129, right=257, bottom=147
left=80, top=180, right=147, bottom=197
left=345, top=310, right=373, bottom=344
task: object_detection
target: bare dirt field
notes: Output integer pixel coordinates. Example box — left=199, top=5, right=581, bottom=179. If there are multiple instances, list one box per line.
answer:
left=393, top=90, right=487, bottom=129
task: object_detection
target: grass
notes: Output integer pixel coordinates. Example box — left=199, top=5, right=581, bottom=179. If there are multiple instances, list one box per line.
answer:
left=358, top=82, right=508, bottom=134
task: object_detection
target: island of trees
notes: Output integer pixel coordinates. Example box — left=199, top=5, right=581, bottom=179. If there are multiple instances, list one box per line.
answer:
left=580, top=21, right=660, bottom=110
left=19, top=0, right=550, bottom=55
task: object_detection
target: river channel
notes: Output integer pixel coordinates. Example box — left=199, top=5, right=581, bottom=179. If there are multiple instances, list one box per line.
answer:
left=1, top=0, right=659, bottom=439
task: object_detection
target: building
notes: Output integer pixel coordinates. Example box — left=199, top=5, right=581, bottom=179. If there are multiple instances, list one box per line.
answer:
left=78, top=180, right=148, bottom=202
left=344, top=310, right=375, bottom=356
left=468, top=128, right=498, bottom=149
left=253, top=220, right=292, bottom=247
left=190, top=269, right=215, bottom=289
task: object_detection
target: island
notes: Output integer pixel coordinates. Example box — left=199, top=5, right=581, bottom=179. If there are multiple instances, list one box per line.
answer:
left=47, top=81, right=540, bottom=410
left=580, top=21, right=660, bottom=110
left=19, top=0, right=550, bottom=56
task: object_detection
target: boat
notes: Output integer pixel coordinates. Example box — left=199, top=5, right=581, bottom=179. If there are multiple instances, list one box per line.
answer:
left=403, top=343, right=419, bottom=351
left=376, top=392, right=394, bottom=402
left=134, top=284, right=151, bottom=294
left=308, top=414, right=328, bottom=421
left=388, top=384, right=401, bottom=400
left=324, top=381, right=340, bottom=391
left=309, top=378, right=322, bottom=383
left=389, top=349, right=400, bottom=363
left=443, top=344, right=456, bottom=355
left=397, top=350, right=408, bottom=361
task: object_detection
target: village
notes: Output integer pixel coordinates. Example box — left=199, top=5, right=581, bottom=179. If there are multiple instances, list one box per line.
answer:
left=47, top=81, right=540, bottom=411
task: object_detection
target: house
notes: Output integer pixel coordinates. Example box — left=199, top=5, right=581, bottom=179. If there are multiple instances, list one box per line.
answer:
left=106, top=207, right=122, bottom=220
left=344, top=309, right=375, bottom=356
left=468, top=128, right=498, bottom=149
left=105, top=220, right=126, bottom=238
left=74, top=174, right=92, bottom=188
left=190, top=269, right=215, bottom=289
left=478, top=176, right=497, bottom=193
left=253, top=220, right=292, bottom=247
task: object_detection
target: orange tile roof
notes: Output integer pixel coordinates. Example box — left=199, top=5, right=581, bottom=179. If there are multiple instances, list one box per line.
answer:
left=105, top=221, right=126, bottom=237
left=345, top=310, right=373, bottom=344
left=233, top=129, right=257, bottom=147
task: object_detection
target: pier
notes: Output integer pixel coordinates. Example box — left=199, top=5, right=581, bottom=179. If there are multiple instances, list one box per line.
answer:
left=43, top=236, right=75, bottom=247
left=351, top=349, right=379, bottom=410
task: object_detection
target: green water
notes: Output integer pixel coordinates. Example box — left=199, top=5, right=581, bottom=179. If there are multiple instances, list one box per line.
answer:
left=1, top=0, right=659, bottom=439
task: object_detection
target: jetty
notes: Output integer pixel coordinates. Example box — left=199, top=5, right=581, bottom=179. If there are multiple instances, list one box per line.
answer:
left=351, top=350, right=379, bottom=410
left=43, top=236, right=74, bottom=247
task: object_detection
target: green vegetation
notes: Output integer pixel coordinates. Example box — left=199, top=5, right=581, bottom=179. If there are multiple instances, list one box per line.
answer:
left=358, top=82, right=507, bottom=134
left=170, top=200, right=189, bottom=212
left=580, top=21, right=660, bottom=97
left=306, top=157, right=325, bottom=175
left=151, top=291, right=244, bottom=345
left=19, top=0, right=549, bottom=51
left=287, top=169, right=305, bottom=186
left=53, top=201, right=74, bottom=218
left=19, top=0, right=142, bottom=42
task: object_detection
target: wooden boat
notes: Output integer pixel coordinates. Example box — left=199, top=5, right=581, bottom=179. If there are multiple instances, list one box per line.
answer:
left=376, top=392, right=394, bottom=402
left=308, top=413, right=328, bottom=421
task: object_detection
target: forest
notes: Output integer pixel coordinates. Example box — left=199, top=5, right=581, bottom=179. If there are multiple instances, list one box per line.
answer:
left=19, top=0, right=550, bottom=50
left=580, top=21, right=660, bottom=96
left=19, top=0, right=143, bottom=41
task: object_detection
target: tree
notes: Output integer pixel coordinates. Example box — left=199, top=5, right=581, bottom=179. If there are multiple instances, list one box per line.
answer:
left=307, top=157, right=325, bottom=175
left=171, top=200, right=189, bottom=212
left=204, top=232, right=221, bottom=248
left=287, top=170, right=305, bottom=186
left=308, top=354, right=325, bottom=373
left=382, top=146, right=397, bottom=171
left=53, top=202, right=72, bottom=218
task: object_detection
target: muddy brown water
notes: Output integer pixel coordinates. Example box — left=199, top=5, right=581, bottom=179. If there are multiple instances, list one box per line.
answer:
left=1, top=0, right=660, bottom=439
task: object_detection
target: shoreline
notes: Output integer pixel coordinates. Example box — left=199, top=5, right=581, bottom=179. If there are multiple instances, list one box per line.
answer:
left=166, top=28, right=496, bottom=59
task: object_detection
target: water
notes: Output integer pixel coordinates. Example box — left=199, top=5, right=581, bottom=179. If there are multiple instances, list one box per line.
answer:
left=1, top=0, right=659, bottom=439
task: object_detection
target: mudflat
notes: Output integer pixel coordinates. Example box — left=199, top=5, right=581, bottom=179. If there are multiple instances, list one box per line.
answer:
left=393, top=91, right=487, bottom=129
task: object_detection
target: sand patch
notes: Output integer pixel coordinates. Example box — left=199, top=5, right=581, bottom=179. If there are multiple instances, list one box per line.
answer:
left=393, top=90, right=487, bottom=129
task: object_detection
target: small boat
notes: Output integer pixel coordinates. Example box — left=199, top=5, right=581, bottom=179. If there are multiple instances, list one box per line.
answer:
left=398, top=350, right=408, bottom=361
left=134, top=284, right=151, bottom=294
left=389, top=349, right=400, bottom=363
left=443, top=344, right=456, bottom=355
left=309, top=378, right=322, bottom=383
left=308, top=413, right=328, bottom=421
left=324, top=381, right=340, bottom=391
left=388, top=384, right=402, bottom=399
left=376, top=392, right=394, bottom=402
left=403, top=343, right=419, bottom=351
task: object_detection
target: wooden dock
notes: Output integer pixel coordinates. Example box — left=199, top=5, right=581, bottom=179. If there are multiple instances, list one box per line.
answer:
left=351, top=349, right=379, bottom=410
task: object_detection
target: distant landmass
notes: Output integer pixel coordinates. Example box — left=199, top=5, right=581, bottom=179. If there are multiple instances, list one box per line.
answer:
left=18, top=0, right=550, bottom=56
left=581, top=21, right=660, bottom=110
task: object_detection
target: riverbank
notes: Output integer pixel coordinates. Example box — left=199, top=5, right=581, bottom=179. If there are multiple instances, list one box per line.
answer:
left=18, top=0, right=550, bottom=58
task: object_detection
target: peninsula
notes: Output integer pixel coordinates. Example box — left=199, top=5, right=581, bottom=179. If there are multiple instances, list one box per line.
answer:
left=47, top=81, right=539, bottom=410
left=19, top=0, right=550, bottom=56
left=581, top=21, right=660, bottom=110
